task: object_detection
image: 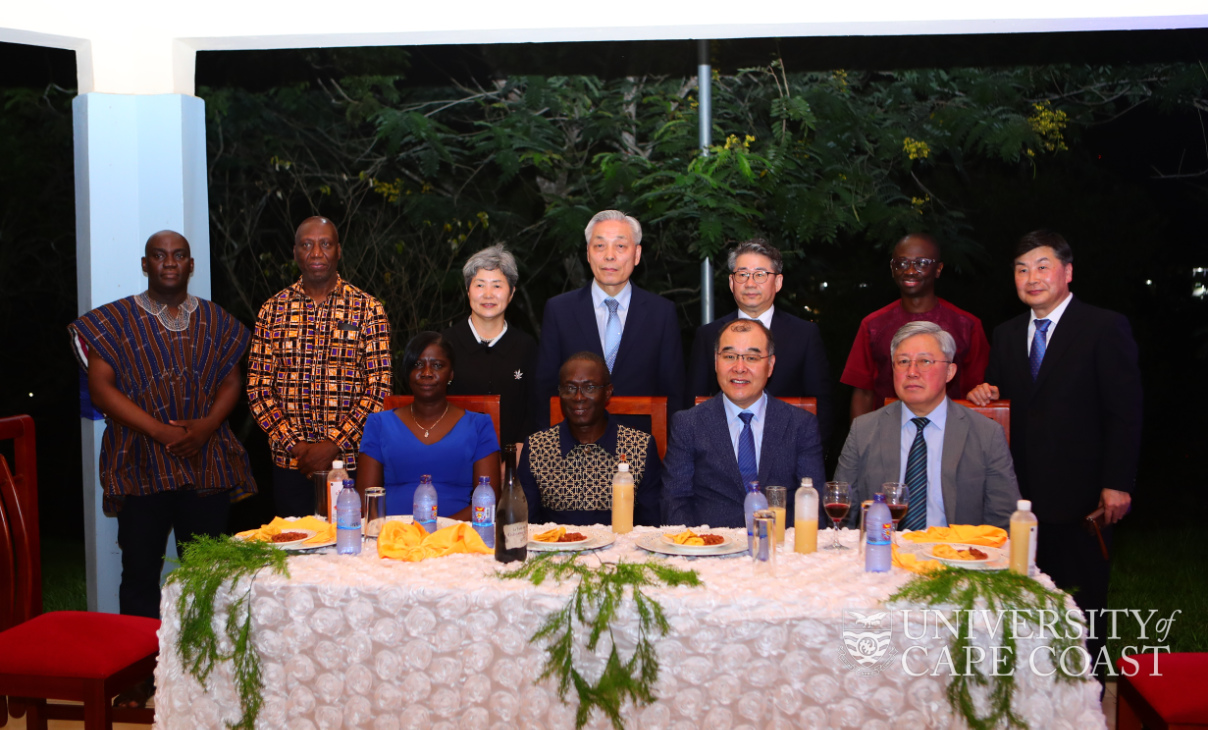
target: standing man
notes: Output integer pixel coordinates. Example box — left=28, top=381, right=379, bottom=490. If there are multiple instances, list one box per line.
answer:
left=687, top=239, right=832, bottom=441
left=968, top=230, right=1141, bottom=663
left=70, top=231, right=256, bottom=621
left=663, top=319, right=825, bottom=528
left=842, top=233, right=989, bottom=420
left=519, top=352, right=662, bottom=526
left=836, top=322, right=1019, bottom=530
left=247, top=216, right=392, bottom=517
left=533, top=210, right=683, bottom=429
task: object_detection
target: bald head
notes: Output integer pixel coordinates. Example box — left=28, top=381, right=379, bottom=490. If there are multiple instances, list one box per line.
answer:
left=295, top=216, right=339, bottom=245
left=145, top=230, right=190, bottom=257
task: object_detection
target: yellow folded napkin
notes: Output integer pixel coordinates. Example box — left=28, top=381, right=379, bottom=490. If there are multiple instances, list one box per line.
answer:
left=377, top=520, right=491, bottom=562
left=891, top=544, right=942, bottom=574
left=235, top=516, right=336, bottom=546
left=901, top=524, right=1007, bottom=548
left=532, top=526, right=566, bottom=543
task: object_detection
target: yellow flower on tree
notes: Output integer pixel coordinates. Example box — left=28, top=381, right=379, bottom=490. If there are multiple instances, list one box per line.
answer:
left=903, top=137, right=931, bottom=161
left=1028, top=100, right=1070, bottom=153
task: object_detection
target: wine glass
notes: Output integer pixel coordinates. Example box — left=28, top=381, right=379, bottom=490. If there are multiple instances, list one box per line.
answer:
left=882, top=482, right=909, bottom=546
left=823, top=481, right=851, bottom=551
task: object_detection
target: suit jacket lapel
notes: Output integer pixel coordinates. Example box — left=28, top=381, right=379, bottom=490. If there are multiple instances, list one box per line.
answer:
left=1004, top=313, right=1036, bottom=402
left=707, top=397, right=745, bottom=489
left=611, top=284, right=643, bottom=371
left=574, top=285, right=604, bottom=358
left=940, top=400, right=968, bottom=525
left=1032, top=296, right=1080, bottom=390
left=874, top=402, right=902, bottom=486
left=758, top=397, right=788, bottom=485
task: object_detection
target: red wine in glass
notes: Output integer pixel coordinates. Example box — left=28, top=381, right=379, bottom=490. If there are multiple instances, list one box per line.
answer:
left=888, top=504, right=908, bottom=523
left=825, top=503, right=851, bottom=522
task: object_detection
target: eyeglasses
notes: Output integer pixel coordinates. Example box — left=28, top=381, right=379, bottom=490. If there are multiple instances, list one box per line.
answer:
left=558, top=383, right=608, bottom=396
left=891, top=357, right=951, bottom=372
left=716, top=352, right=769, bottom=364
left=730, top=270, right=775, bottom=283
left=890, top=257, right=938, bottom=272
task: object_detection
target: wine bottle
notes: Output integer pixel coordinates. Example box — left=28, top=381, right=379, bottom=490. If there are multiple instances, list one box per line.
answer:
left=495, top=444, right=528, bottom=563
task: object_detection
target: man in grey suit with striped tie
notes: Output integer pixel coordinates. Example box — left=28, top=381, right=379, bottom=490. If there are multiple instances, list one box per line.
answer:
left=835, top=321, right=1019, bottom=530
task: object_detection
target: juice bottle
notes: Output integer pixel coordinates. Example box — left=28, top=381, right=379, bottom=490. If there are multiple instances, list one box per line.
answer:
left=1009, top=499, right=1038, bottom=576
left=610, top=455, right=635, bottom=534
left=794, top=478, right=818, bottom=554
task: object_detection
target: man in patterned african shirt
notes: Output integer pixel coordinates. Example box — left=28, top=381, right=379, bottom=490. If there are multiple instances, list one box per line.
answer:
left=518, top=352, right=662, bottom=526
left=69, top=230, right=255, bottom=620
left=246, top=216, right=392, bottom=517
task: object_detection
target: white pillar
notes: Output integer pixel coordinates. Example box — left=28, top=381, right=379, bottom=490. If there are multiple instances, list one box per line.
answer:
left=73, top=93, right=209, bottom=613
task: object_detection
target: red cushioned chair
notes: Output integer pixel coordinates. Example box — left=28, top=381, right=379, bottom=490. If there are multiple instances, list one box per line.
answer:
left=1116, top=652, right=1208, bottom=729
left=0, top=415, right=159, bottom=729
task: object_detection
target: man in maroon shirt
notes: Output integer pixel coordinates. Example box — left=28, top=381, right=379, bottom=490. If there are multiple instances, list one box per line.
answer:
left=841, top=233, right=989, bottom=420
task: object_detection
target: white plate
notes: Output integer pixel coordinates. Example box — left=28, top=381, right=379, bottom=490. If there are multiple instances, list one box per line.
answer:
left=928, top=543, right=1004, bottom=567
left=528, top=528, right=617, bottom=552
left=661, top=532, right=733, bottom=552
left=637, top=531, right=750, bottom=558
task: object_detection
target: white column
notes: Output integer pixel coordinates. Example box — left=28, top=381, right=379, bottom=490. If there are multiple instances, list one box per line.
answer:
left=73, top=93, right=209, bottom=613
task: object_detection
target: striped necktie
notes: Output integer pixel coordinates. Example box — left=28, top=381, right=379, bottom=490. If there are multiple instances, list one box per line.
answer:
left=901, top=417, right=930, bottom=532
left=1029, top=318, right=1051, bottom=380
left=737, top=412, right=757, bottom=486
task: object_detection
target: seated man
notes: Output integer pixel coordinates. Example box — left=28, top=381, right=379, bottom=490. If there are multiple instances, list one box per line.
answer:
left=519, top=352, right=662, bottom=526
left=835, top=321, right=1019, bottom=529
left=663, top=319, right=825, bottom=528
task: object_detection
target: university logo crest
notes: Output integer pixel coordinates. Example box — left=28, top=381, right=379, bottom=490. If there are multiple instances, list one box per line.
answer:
left=839, top=609, right=897, bottom=675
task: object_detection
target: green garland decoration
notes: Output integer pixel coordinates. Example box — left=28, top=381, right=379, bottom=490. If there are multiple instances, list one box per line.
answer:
left=166, top=535, right=290, bottom=730
left=499, top=553, right=702, bottom=730
left=887, top=567, right=1090, bottom=730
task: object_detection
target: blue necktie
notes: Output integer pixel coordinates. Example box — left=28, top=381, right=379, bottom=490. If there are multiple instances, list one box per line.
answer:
left=603, top=298, right=622, bottom=373
left=1029, top=319, right=1051, bottom=381
left=737, top=412, right=757, bottom=486
left=902, top=417, right=930, bottom=532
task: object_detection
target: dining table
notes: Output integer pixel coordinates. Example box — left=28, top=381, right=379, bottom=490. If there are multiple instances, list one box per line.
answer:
left=153, top=524, right=1107, bottom=729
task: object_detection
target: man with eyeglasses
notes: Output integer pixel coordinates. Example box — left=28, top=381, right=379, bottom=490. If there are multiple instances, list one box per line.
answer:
left=664, top=319, right=825, bottom=528
left=841, top=233, right=989, bottom=420
left=687, top=239, right=832, bottom=442
left=533, top=210, right=684, bottom=430
left=836, top=321, right=1019, bottom=529
left=519, top=352, right=662, bottom=526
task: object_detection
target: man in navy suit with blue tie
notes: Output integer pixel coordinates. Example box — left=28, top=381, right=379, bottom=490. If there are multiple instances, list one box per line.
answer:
left=534, top=210, right=684, bottom=429
left=663, top=319, right=825, bottom=528
left=687, top=239, right=832, bottom=442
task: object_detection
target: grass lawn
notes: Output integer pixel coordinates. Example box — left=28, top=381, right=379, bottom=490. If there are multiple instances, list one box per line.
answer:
left=40, top=534, right=87, bottom=612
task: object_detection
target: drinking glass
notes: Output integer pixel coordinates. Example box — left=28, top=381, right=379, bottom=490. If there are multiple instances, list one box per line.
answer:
left=312, top=470, right=331, bottom=521
left=763, top=485, right=787, bottom=544
left=823, top=481, right=851, bottom=551
left=882, top=482, right=909, bottom=545
left=362, top=486, right=387, bottom=538
left=751, top=508, right=777, bottom=574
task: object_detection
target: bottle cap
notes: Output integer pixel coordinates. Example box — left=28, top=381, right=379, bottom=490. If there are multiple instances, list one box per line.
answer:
left=746, top=480, right=760, bottom=493
left=801, top=477, right=813, bottom=487
left=332, top=460, right=344, bottom=469
left=1017, top=499, right=1032, bottom=511
left=617, top=462, right=630, bottom=472
left=873, top=493, right=886, bottom=503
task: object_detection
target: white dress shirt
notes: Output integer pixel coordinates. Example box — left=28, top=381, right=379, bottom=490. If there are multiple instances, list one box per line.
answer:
left=899, top=397, right=949, bottom=528
left=590, top=280, right=632, bottom=352
left=722, top=391, right=769, bottom=473
left=736, top=304, right=775, bottom=330
left=1026, top=292, right=1073, bottom=354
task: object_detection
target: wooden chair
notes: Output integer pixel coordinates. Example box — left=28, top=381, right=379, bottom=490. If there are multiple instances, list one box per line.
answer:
left=695, top=395, right=818, bottom=416
left=0, top=415, right=158, bottom=729
left=884, top=398, right=1011, bottom=444
left=383, top=395, right=502, bottom=445
left=550, top=396, right=668, bottom=460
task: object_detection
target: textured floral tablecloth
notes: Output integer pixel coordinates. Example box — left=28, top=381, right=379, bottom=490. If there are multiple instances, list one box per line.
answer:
left=154, top=526, right=1106, bottom=729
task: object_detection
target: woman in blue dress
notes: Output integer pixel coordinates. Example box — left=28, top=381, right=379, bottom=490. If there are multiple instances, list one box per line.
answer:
left=357, top=332, right=500, bottom=518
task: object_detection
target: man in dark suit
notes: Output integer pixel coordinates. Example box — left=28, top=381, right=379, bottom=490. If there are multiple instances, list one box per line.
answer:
left=836, top=322, right=1019, bottom=530
left=968, top=230, right=1141, bottom=664
left=663, top=319, right=825, bottom=528
left=687, top=239, right=832, bottom=442
left=534, top=210, right=684, bottom=429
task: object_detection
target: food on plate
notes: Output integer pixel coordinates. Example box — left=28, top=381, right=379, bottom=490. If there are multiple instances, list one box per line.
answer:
left=666, top=529, right=725, bottom=547
left=932, top=544, right=989, bottom=561
left=271, top=531, right=310, bottom=543
left=532, top=526, right=588, bottom=543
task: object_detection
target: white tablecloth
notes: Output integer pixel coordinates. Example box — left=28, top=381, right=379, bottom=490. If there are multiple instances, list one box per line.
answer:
left=154, top=526, right=1106, bottom=729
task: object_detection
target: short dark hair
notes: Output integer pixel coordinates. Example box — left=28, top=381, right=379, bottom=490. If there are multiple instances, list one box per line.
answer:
left=714, top=318, right=776, bottom=357
left=894, top=232, right=941, bottom=258
left=727, top=238, right=783, bottom=274
left=1015, top=229, right=1073, bottom=265
left=401, top=331, right=455, bottom=387
left=559, top=351, right=609, bottom=382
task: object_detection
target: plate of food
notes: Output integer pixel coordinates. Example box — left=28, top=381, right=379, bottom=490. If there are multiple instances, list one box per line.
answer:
left=929, top=543, right=1003, bottom=566
left=266, top=529, right=317, bottom=547
left=527, top=526, right=617, bottom=552
left=662, top=529, right=731, bottom=552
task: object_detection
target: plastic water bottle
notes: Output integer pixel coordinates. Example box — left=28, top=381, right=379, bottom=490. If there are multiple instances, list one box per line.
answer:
left=471, top=476, right=496, bottom=548
left=335, top=481, right=362, bottom=555
left=413, top=474, right=438, bottom=534
left=865, top=493, right=891, bottom=572
left=324, top=460, right=349, bottom=523
left=743, top=480, right=768, bottom=555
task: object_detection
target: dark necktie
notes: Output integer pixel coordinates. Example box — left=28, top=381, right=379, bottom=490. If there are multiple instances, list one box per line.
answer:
left=902, top=417, right=930, bottom=532
left=737, top=412, right=757, bottom=486
left=1029, top=318, right=1051, bottom=381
